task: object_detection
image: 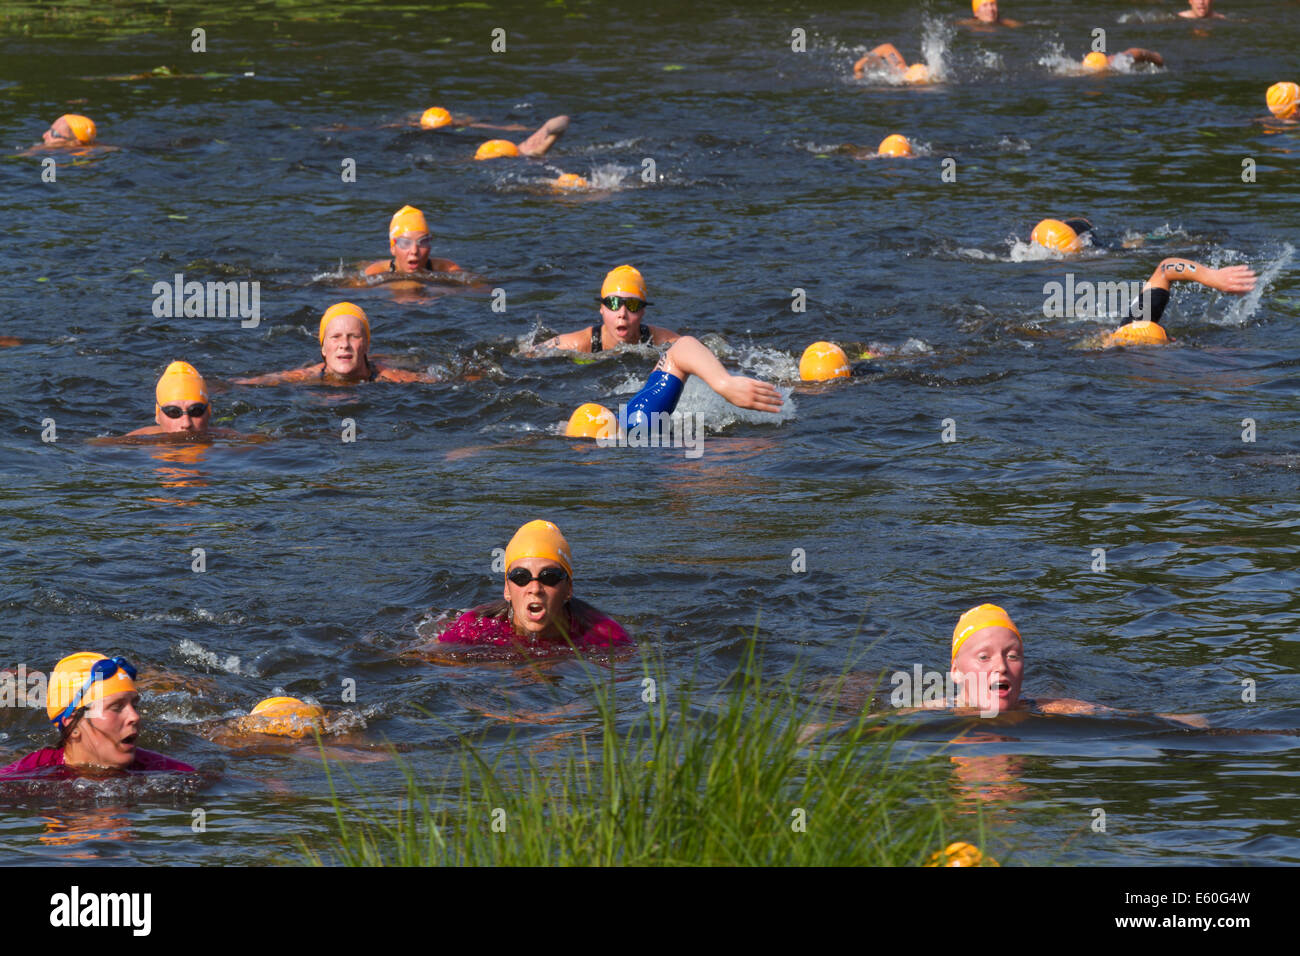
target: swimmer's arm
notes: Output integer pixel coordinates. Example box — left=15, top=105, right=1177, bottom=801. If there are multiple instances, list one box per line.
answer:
left=1037, top=697, right=1209, bottom=728
left=121, top=426, right=166, bottom=437
left=231, top=366, right=322, bottom=386
left=1146, top=258, right=1257, bottom=294
left=426, top=258, right=462, bottom=273
left=466, top=121, right=530, bottom=132
left=533, top=329, right=590, bottom=353
left=650, top=325, right=681, bottom=346
left=659, top=335, right=784, bottom=413
left=375, top=365, right=440, bottom=384
left=1118, top=48, right=1164, bottom=67
left=854, top=43, right=907, bottom=76
left=363, top=260, right=390, bottom=276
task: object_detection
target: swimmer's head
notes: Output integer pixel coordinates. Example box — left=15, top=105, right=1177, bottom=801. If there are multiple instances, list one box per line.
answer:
left=950, top=603, right=1023, bottom=712
left=503, top=521, right=574, bottom=640
left=925, top=841, right=998, bottom=867
left=600, top=264, right=647, bottom=300
left=47, top=652, right=138, bottom=728
left=1266, top=81, right=1299, bottom=120
left=505, top=520, right=573, bottom=577
left=388, top=205, right=433, bottom=271
left=565, top=403, right=617, bottom=440
left=799, top=342, right=851, bottom=381
left=420, top=106, right=453, bottom=129
left=971, top=0, right=998, bottom=22
left=319, top=302, right=371, bottom=376
left=244, top=696, right=326, bottom=738
left=154, top=360, right=211, bottom=434
left=474, top=139, right=520, bottom=160
left=877, top=133, right=914, bottom=157
left=1030, top=218, right=1082, bottom=254
left=45, top=114, right=96, bottom=146
left=553, top=172, right=590, bottom=190
left=1106, top=320, right=1169, bottom=347
left=1081, top=51, right=1110, bottom=73
left=902, top=63, right=931, bottom=84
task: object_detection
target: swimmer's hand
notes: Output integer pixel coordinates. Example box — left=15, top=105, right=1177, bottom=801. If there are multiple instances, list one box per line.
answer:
left=718, top=375, right=784, bottom=414
left=1205, top=264, right=1258, bottom=295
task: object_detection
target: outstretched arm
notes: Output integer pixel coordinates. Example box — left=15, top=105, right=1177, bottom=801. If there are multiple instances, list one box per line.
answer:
left=658, top=336, right=784, bottom=413
left=854, top=43, right=907, bottom=77
left=1118, top=48, right=1164, bottom=67
left=231, top=366, right=320, bottom=386
left=1145, top=258, right=1256, bottom=294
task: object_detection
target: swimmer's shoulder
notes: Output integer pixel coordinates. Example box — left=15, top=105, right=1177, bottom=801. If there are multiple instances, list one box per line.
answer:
left=124, top=425, right=167, bottom=436
left=650, top=325, right=680, bottom=345
left=544, top=329, right=592, bottom=353
left=131, top=748, right=196, bottom=772
left=363, top=260, right=390, bottom=276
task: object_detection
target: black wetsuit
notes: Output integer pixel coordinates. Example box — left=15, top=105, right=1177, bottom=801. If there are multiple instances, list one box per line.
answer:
left=590, top=324, right=652, bottom=352
left=320, top=358, right=379, bottom=382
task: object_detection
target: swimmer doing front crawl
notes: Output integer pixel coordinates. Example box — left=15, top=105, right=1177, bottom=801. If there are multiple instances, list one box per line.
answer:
left=538, top=265, right=679, bottom=353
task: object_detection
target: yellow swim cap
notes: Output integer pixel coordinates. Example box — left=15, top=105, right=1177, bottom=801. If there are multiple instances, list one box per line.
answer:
left=505, top=520, right=573, bottom=578
left=58, top=114, right=97, bottom=144
left=47, top=652, right=137, bottom=724
left=565, top=403, right=616, bottom=439
left=1106, top=320, right=1169, bottom=347
left=1030, top=218, right=1081, bottom=253
left=877, top=134, right=914, bottom=157
left=902, top=63, right=931, bottom=84
left=319, top=302, right=370, bottom=344
left=155, top=361, right=209, bottom=407
left=420, top=106, right=453, bottom=129
left=474, top=139, right=521, bottom=160
left=388, top=205, right=430, bottom=241
left=553, top=173, right=590, bottom=190
left=925, top=841, right=998, bottom=867
left=600, top=264, right=646, bottom=299
left=1266, top=82, right=1299, bottom=120
left=971, top=0, right=991, bottom=14
left=799, top=342, right=851, bottom=381
left=952, top=604, right=1020, bottom=662
left=245, top=697, right=326, bottom=738
left=1082, top=51, right=1110, bottom=72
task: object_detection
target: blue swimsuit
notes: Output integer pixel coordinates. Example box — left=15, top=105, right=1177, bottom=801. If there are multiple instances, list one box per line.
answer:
left=624, top=370, right=685, bottom=431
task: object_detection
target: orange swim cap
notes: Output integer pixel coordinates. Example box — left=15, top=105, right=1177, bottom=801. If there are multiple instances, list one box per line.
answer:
left=553, top=172, right=590, bottom=190
left=952, top=604, right=1020, bottom=662
left=57, top=114, right=97, bottom=144
left=474, top=139, right=521, bottom=160
left=877, top=134, right=914, bottom=157
left=902, top=63, right=931, bottom=84
left=1082, top=51, right=1110, bottom=72
left=505, top=520, right=573, bottom=578
left=1266, top=82, right=1299, bottom=120
left=1106, top=320, right=1169, bottom=347
left=155, top=361, right=209, bottom=407
left=420, top=107, right=453, bottom=129
left=1030, top=218, right=1082, bottom=253
left=47, top=652, right=137, bottom=724
left=925, top=841, right=998, bottom=867
left=388, top=205, right=430, bottom=241
left=245, top=697, right=326, bottom=738
left=600, top=265, right=646, bottom=299
left=319, top=302, right=371, bottom=344
left=565, top=403, right=616, bottom=440
left=799, top=342, right=851, bottom=381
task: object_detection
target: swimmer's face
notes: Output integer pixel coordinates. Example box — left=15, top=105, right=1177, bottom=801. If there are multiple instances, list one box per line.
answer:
left=599, top=298, right=647, bottom=345
left=321, top=315, right=369, bottom=377
left=504, top=557, right=573, bottom=640
left=390, top=232, right=433, bottom=273
left=1187, top=0, right=1212, bottom=16
left=974, top=1, right=997, bottom=22
left=951, top=627, right=1024, bottom=713
left=68, top=690, right=141, bottom=770
left=155, top=400, right=211, bottom=434
left=42, top=117, right=74, bottom=146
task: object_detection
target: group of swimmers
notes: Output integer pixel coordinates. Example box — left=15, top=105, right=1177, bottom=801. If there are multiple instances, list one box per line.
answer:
left=6, top=0, right=1287, bottom=783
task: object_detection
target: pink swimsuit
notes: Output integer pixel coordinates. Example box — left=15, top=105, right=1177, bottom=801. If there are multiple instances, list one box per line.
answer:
left=438, top=605, right=631, bottom=648
left=0, top=747, right=195, bottom=778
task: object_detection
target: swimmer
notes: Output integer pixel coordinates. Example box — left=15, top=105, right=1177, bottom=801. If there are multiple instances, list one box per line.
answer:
left=473, top=114, right=571, bottom=160
left=233, top=302, right=437, bottom=385
left=37, top=113, right=97, bottom=148
left=364, top=205, right=463, bottom=277
left=1264, top=82, right=1299, bottom=122
left=409, top=105, right=532, bottom=133
left=1029, top=217, right=1099, bottom=254
left=852, top=44, right=933, bottom=84
left=124, top=361, right=239, bottom=438
left=565, top=334, right=784, bottom=437
left=537, top=265, right=679, bottom=353
left=1179, top=0, right=1224, bottom=19
left=437, top=520, right=631, bottom=649
left=1078, top=48, right=1164, bottom=73
left=959, top=1, right=1022, bottom=28
left=874, top=134, right=914, bottom=158
left=1102, top=257, right=1257, bottom=347
left=798, top=341, right=877, bottom=382
left=0, top=652, right=194, bottom=778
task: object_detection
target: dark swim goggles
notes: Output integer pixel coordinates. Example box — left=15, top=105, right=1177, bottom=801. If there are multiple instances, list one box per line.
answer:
left=161, top=403, right=208, bottom=419
left=599, top=296, right=650, bottom=313
left=506, top=566, right=569, bottom=587
left=51, top=656, right=138, bottom=726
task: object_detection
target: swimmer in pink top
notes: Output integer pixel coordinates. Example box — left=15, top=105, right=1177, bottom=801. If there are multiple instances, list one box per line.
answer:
left=438, top=520, right=630, bottom=649
left=0, top=652, right=194, bottom=779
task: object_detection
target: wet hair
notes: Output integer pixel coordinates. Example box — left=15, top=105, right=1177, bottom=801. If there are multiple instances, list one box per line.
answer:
left=56, top=707, right=86, bottom=747
left=476, top=596, right=605, bottom=641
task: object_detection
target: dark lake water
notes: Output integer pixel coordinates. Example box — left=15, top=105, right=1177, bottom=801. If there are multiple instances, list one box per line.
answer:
left=1, top=0, right=1298, bottom=865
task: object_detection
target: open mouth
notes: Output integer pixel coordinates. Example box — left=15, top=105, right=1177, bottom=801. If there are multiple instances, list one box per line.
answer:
left=525, top=600, right=547, bottom=622
left=121, top=733, right=138, bottom=748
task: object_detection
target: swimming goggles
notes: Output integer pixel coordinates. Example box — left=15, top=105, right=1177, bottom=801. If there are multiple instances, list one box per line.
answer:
left=51, top=656, right=137, bottom=726
left=506, top=567, right=569, bottom=587
left=161, top=403, right=208, bottom=419
left=599, top=296, right=649, bottom=313
left=393, top=235, right=433, bottom=251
